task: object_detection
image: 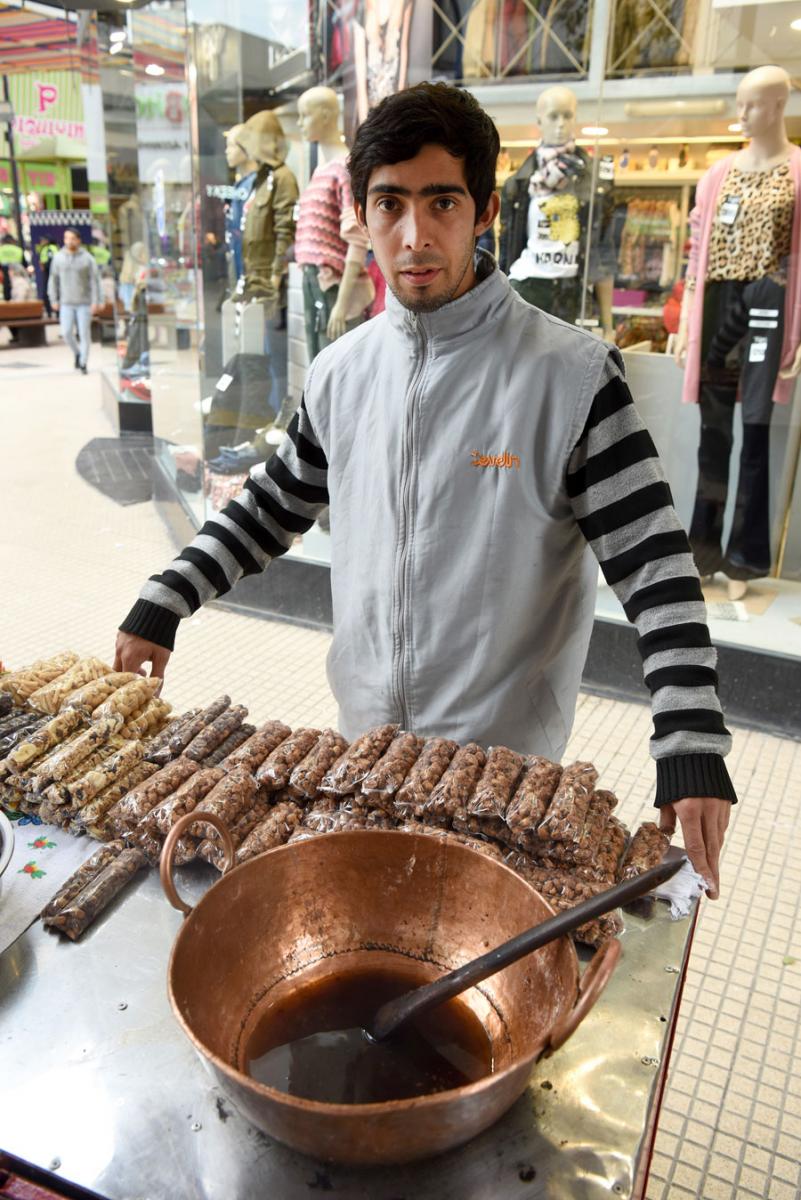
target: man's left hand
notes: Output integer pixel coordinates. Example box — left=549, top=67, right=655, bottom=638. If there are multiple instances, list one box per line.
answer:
left=326, top=299, right=348, bottom=342
left=658, top=796, right=731, bottom=900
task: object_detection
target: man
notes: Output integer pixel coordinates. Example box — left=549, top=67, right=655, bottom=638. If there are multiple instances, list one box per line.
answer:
left=116, top=84, right=736, bottom=897
left=47, top=228, right=101, bottom=374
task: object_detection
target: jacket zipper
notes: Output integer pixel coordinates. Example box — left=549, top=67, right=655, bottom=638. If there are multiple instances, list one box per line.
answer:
left=393, top=315, right=427, bottom=727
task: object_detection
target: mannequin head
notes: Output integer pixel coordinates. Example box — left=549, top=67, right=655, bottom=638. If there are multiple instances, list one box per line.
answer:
left=536, top=86, right=577, bottom=147
left=297, top=86, right=341, bottom=145
left=236, top=110, right=286, bottom=168
left=736, top=66, right=791, bottom=142
left=225, top=124, right=251, bottom=170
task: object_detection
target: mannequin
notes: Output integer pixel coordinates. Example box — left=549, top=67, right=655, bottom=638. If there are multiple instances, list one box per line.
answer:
left=499, top=85, right=616, bottom=339
left=214, top=110, right=298, bottom=454
left=295, top=86, right=374, bottom=361
left=223, top=124, right=258, bottom=286
left=234, top=110, right=298, bottom=305
left=674, top=65, right=801, bottom=600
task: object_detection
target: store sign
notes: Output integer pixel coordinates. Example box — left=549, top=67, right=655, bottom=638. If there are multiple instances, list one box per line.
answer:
left=135, top=82, right=190, bottom=183
left=0, top=161, right=11, bottom=187
left=23, top=162, right=70, bottom=196
left=1, top=72, right=86, bottom=159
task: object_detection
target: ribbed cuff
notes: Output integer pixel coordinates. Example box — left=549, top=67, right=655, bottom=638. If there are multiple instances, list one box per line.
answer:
left=655, top=754, right=738, bottom=808
left=119, top=599, right=181, bottom=651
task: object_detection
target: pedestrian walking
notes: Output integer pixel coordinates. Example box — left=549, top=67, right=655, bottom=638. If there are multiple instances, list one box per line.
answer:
left=47, top=229, right=101, bottom=373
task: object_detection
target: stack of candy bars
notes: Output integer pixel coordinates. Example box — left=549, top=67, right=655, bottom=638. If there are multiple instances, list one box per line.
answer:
left=1, top=653, right=669, bottom=944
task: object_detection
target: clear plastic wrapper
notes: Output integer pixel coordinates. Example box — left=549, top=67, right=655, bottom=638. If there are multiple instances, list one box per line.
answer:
left=144, top=766, right=226, bottom=837
left=537, top=789, right=617, bottom=868
left=107, top=756, right=199, bottom=836
left=142, top=710, right=200, bottom=765
left=468, top=746, right=525, bottom=819
left=0, top=651, right=79, bottom=704
left=184, top=705, right=248, bottom=762
left=255, top=728, right=321, bottom=790
left=361, top=732, right=424, bottom=802
left=223, top=720, right=292, bottom=773
left=60, top=672, right=138, bottom=714
left=0, top=693, right=13, bottom=718
left=505, top=757, right=563, bottom=838
left=40, top=738, right=126, bottom=805
left=40, top=841, right=124, bottom=919
left=424, top=743, right=486, bottom=822
left=166, top=696, right=231, bottom=757
left=320, top=724, right=399, bottom=795
left=121, top=698, right=173, bottom=740
left=197, top=796, right=273, bottom=866
left=57, top=740, right=146, bottom=808
left=0, top=710, right=43, bottom=741
left=32, top=715, right=125, bottom=788
left=42, top=848, right=147, bottom=940
left=93, top=677, right=160, bottom=721
left=301, top=796, right=340, bottom=831
left=73, top=762, right=160, bottom=838
left=536, top=762, right=598, bottom=845
left=503, top=853, right=623, bottom=947
left=2, top=708, right=83, bottom=775
left=288, top=729, right=349, bottom=800
left=201, top=724, right=256, bottom=767
left=172, top=765, right=259, bottom=865
left=395, top=821, right=506, bottom=862
left=28, top=658, right=110, bottom=714
left=394, top=737, right=458, bottom=818
left=451, top=809, right=513, bottom=846
left=235, top=800, right=304, bottom=863
left=620, top=821, right=670, bottom=880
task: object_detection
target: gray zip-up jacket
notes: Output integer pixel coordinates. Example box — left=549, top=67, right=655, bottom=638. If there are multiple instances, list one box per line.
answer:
left=121, top=252, right=736, bottom=807
left=47, top=246, right=100, bottom=308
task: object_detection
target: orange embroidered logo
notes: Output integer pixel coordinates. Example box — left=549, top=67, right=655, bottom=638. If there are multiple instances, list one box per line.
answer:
left=471, top=449, right=521, bottom=470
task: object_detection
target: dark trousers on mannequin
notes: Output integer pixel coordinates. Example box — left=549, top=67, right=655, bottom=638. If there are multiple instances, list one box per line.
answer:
left=689, top=277, right=783, bottom=580
left=302, top=264, right=365, bottom=363
left=509, top=275, right=583, bottom=324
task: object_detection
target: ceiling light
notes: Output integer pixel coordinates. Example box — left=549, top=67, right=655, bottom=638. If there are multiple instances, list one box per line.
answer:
left=728, top=122, right=742, bottom=133
left=109, top=41, right=124, bottom=53
left=145, top=63, right=165, bottom=76
left=581, top=125, right=609, bottom=137
left=791, top=17, right=801, bottom=29
left=110, top=29, right=126, bottom=41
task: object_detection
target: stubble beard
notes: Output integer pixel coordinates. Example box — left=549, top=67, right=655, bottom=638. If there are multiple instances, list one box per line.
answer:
left=389, top=242, right=476, bottom=314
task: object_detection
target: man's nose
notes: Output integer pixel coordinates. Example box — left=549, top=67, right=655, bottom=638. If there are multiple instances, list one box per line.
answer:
left=401, top=210, right=433, bottom=251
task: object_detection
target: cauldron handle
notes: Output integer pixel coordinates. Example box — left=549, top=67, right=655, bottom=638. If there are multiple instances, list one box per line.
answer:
left=546, top=937, right=622, bottom=1053
left=159, top=810, right=235, bottom=916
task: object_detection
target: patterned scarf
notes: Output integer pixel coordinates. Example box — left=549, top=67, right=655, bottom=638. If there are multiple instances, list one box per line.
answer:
left=530, top=141, right=581, bottom=195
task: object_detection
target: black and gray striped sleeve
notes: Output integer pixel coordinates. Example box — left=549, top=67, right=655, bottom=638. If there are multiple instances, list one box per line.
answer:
left=567, top=354, right=737, bottom=808
left=119, top=397, right=328, bottom=650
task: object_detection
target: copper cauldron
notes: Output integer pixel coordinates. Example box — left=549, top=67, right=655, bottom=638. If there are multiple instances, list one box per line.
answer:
left=160, top=819, right=620, bottom=1165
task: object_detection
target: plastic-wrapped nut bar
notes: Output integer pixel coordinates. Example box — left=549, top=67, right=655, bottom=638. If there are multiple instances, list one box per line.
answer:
left=320, top=724, right=399, bottom=795
left=73, top=763, right=160, bottom=839
left=40, top=841, right=125, bottom=919
left=235, top=800, right=304, bottom=863
left=42, top=849, right=147, bottom=940
left=164, top=697, right=231, bottom=760
left=201, top=724, right=256, bottom=767
left=107, top=757, right=199, bottom=836
left=183, top=706, right=248, bottom=762
left=223, top=720, right=292, bottom=773
left=288, top=729, right=349, bottom=800
left=361, top=732, right=425, bottom=800
left=424, top=743, right=487, bottom=821
left=145, top=767, right=226, bottom=837
left=0, top=651, right=80, bottom=704
left=505, top=757, right=563, bottom=837
left=620, top=822, right=670, bottom=879
left=468, top=745, right=525, bottom=819
left=537, top=762, right=598, bottom=844
left=255, top=728, right=321, bottom=789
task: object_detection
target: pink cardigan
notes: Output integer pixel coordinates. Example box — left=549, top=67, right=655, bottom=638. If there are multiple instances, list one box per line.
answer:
left=682, top=144, right=801, bottom=405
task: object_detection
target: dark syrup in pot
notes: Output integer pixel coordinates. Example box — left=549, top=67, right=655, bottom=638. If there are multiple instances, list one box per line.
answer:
left=244, top=966, right=494, bottom=1104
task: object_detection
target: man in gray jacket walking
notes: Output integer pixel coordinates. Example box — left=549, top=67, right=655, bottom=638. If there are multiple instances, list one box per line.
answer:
left=47, top=229, right=101, bottom=374
left=115, top=84, right=736, bottom=899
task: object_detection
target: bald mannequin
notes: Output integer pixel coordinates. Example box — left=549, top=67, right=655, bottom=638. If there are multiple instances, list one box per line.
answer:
left=676, top=66, right=796, bottom=371
left=500, top=84, right=616, bottom=339
left=297, top=85, right=370, bottom=345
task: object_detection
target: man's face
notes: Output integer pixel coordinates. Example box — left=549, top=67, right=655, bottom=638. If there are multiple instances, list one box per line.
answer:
left=64, top=231, right=80, bottom=253
left=356, top=144, right=498, bottom=314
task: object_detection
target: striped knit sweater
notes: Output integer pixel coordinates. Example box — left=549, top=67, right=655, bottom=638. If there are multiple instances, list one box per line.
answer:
left=295, top=159, right=368, bottom=275
left=121, top=359, right=737, bottom=809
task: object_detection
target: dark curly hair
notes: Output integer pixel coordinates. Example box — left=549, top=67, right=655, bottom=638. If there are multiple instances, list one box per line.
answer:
left=348, top=82, right=500, bottom=218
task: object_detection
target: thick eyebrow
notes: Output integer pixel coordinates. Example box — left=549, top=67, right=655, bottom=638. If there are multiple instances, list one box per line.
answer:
left=367, top=182, right=468, bottom=198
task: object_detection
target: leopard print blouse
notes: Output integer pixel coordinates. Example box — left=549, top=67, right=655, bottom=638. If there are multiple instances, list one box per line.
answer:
left=706, top=161, right=794, bottom=282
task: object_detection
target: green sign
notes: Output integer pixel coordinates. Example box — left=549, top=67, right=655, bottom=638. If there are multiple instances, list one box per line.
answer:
left=22, top=162, right=70, bottom=196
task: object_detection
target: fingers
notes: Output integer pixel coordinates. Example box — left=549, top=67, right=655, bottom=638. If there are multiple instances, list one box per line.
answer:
left=114, top=631, right=169, bottom=681
left=679, top=809, right=717, bottom=899
left=669, top=797, right=733, bottom=901
left=659, top=805, right=677, bottom=837
left=149, top=646, right=171, bottom=680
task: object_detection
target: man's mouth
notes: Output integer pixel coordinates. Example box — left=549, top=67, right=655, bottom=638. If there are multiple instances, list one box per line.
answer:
left=399, top=267, right=442, bottom=287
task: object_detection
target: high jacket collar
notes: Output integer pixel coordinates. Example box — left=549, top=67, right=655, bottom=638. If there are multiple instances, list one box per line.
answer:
left=384, top=249, right=512, bottom=345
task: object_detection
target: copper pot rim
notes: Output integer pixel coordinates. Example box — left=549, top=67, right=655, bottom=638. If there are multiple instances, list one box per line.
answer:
left=166, top=830, right=581, bottom=1116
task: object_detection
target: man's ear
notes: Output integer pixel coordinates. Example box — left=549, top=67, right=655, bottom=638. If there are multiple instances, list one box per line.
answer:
left=355, top=201, right=368, bottom=232
left=474, top=191, right=500, bottom=237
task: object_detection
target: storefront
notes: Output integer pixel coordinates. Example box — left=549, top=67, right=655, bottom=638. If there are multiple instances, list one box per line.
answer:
left=82, top=0, right=801, bottom=732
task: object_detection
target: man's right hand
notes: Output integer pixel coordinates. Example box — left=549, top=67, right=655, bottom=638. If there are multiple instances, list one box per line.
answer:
left=114, top=630, right=171, bottom=679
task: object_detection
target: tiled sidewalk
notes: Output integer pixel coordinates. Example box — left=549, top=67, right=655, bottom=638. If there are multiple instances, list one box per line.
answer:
left=1, top=335, right=799, bottom=1199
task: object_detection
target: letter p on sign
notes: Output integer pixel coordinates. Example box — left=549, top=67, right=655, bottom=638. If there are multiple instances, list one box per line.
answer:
left=36, top=82, right=58, bottom=113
